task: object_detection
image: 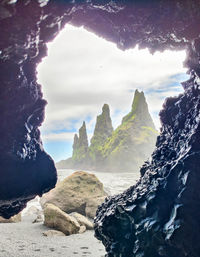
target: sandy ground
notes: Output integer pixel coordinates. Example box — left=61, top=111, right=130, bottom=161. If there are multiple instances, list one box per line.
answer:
left=0, top=216, right=106, bottom=257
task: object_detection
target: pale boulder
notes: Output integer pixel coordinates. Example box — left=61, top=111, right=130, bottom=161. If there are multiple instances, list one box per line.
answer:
left=85, top=196, right=106, bottom=219
left=70, top=212, right=93, bottom=230
left=41, top=171, right=107, bottom=218
left=44, top=203, right=80, bottom=235
left=43, top=230, right=65, bottom=237
left=79, top=225, right=86, bottom=234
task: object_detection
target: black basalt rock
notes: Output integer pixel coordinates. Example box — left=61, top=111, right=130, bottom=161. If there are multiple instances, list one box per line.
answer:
left=94, top=78, right=200, bottom=257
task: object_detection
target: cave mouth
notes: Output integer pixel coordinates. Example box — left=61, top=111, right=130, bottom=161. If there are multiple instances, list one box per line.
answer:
left=37, top=23, right=188, bottom=191
left=1, top=1, right=200, bottom=256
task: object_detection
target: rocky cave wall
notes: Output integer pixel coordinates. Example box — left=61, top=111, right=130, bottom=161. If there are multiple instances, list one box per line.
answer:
left=0, top=0, right=200, bottom=255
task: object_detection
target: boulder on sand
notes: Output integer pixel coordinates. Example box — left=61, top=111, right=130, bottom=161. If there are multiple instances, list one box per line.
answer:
left=70, top=212, right=93, bottom=230
left=32, top=214, right=44, bottom=223
left=79, top=225, right=86, bottom=234
left=43, top=230, right=65, bottom=237
left=44, top=203, right=80, bottom=235
left=41, top=171, right=107, bottom=218
left=85, top=196, right=106, bottom=219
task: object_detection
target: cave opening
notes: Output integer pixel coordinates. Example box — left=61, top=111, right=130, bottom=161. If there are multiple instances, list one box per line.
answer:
left=36, top=24, right=188, bottom=193
left=1, top=1, right=200, bottom=256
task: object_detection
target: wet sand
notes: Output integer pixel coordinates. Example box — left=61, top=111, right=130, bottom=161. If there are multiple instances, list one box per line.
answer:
left=0, top=217, right=105, bottom=257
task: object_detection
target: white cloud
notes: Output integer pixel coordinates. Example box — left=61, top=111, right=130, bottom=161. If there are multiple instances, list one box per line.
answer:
left=37, top=24, right=188, bottom=145
left=42, top=131, right=93, bottom=142
left=42, top=132, right=75, bottom=142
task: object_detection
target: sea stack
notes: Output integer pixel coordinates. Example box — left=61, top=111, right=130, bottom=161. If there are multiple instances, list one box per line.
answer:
left=89, top=104, right=113, bottom=168
left=56, top=90, right=158, bottom=172
left=71, top=121, right=89, bottom=167
left=101, top=90, right=158, bottom=172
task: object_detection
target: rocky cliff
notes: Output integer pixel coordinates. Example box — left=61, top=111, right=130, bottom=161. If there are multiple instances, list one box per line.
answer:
left=101, top=90, right=157, bottom=172
left=57, top=91, right=157, bottom=172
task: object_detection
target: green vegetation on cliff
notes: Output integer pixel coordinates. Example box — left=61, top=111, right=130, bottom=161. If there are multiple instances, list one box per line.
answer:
left=100, top=90, right=158, bottom=171
left=56, top=90, right=158, bottom=172
left=89, top=104, right=113, bottom=166
left=72, top=121, right=88, bottom=163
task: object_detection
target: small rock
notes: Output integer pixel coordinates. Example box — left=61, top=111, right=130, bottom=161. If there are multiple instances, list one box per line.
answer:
left=43, top=230, right=65, bottom=237
left=79, top=225, right=86, bottom=234
left=44, top=203, right=80, bottom=235
left=0, top=213, right=21, bottom=223
left=32, top=214, right=44, bottom=223
left=70, top=212, right=93, bottom=230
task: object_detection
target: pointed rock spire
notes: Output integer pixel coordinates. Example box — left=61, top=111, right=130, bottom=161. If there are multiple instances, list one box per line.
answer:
left=102, top=89, right=158, bottom=172
left=72, top=121, right=89, bottom=161
left=91, top=104, right=113, bottom=144
left=78, top=121, right=89, bottom=151
left=90, top=104, right=113, bottom=148
left=89, top=104, right=113, bottom=167
left=72, top=134, right=79, bottom=156
left=123, top=89, right=155, bottom=129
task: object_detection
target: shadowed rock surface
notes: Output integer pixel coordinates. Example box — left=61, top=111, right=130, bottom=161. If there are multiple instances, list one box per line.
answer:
left=1, top=0, right=200, bottom=256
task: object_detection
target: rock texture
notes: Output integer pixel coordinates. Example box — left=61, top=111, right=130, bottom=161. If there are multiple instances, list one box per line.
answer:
left=41, top=171, right=107, bottom=218
left=79, top=225, right=87, bottom=234
left=70, top=212, right=94, bottom=230
left=1, top=0, right=200, bottom=256
left=43, top=230, right=65, bottom=237
left=43, top=203, right=80, bottom=236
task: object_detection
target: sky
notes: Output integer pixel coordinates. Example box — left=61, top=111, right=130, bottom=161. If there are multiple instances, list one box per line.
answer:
left=37, top=24, right=188, bottom=162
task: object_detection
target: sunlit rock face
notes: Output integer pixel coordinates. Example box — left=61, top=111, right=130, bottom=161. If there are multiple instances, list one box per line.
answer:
left=0, top=1, right=200, bottom=255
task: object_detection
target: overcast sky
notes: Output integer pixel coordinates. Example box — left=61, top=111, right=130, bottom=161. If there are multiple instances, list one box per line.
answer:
left=37, top=25, right=188, bottom=162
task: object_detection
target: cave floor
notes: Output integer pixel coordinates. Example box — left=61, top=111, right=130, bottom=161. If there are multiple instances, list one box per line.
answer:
left=0, top=218, right=105, bottom=257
